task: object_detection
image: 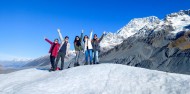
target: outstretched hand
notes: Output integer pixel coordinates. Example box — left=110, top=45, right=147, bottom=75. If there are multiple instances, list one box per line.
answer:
left=57, top=28, right=60, bottom=32
left=91, top=30, right=93, bottom=33
left=82, top=29, right=84, bottom=33
left=44, top=37, right=46, bottom=40
left=103, top=31, right=106, bottom=35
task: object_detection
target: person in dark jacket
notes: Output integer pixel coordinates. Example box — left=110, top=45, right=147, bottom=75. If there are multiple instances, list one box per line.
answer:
left=54, top=29, right=70, bottom=71
left=74, top=30, right=84, bottom=67
left=91, top=32, right=105, bottom=64
left=45, top=38, right=60, bottom=71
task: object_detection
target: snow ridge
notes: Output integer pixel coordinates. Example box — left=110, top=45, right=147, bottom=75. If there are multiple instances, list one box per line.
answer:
left=1, top=64, right=190, bottom=94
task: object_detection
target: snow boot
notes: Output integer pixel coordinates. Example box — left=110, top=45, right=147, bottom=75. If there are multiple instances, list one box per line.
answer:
left=74, top=62, right=80, bottom=67
left=84, top=62, right=88, bottom=65
left=49, top=69, right=54, bottom=72
left=49, top=67, right=55, bottom=72
left=56, top=67, right=61, bottom=70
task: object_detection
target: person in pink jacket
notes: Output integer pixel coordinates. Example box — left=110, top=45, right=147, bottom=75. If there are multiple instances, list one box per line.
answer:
left=45, top=38, right=60, bottom=71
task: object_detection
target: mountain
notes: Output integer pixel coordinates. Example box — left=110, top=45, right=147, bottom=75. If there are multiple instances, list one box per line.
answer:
left=0, top=59, right=31, bottom=68
left=22, top=55, right=50, bottom=68
left=22, top=50, right=77, bottom=69
left=100, top=16, right=161, bottom=52
left=117, top=16, right=160, bottom=38
left=1, top=64, right=190, bottom=94
left=100, top=10, right=190, bottom=51
left=0, top=60, right=29, bottom=74
left=0, top=64, right=2, bottom=70
left=99, top=9, right=190, bottom=75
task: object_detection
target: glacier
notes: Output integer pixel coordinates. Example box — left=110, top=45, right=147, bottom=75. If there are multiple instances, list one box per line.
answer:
left=0, top=64, right=190, bottom=94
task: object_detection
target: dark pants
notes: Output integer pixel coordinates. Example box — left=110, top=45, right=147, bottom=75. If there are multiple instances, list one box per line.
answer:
left=50, top=55, right=56, bottom=69
left=55, top=52, right=66, bottom=70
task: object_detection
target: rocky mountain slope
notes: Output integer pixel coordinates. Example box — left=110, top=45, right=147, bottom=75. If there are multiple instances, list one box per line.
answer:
left=99, top=9, right=190, bottom=75
left=22, top=51, right=77, bottom=69
left=100, top=16, right=161, bottom=52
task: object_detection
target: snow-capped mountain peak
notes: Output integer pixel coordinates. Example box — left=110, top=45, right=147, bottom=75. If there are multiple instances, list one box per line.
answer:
left=117, top=16, right=160, bottom=38
left=166, top=9, right=190, bottom=18
left=100, top=9, right=190, bottom=52
left=100, top=16, right=161, bottom=51
left=164, top=10, right=190, bottom=34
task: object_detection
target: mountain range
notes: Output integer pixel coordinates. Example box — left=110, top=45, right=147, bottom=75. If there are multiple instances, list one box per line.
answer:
left=99, top=9, right=190, bottom=75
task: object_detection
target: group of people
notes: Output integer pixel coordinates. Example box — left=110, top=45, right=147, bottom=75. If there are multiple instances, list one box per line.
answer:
left=45, top=29, right=105, bottom=71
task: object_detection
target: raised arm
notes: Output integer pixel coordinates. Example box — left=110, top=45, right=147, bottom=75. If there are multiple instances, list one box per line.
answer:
left=80, top=29, right=84, bottom=42
left=57, top=29, right=64, bottom=41
left=45, top=38, right=53, bottom=44
left=89, top=30, right=93, bottom=40
left=99, top=32, right=106, bottom=42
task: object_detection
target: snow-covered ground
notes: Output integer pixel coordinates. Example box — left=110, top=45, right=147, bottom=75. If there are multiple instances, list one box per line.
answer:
left=0, top=64, right=190, bottom=94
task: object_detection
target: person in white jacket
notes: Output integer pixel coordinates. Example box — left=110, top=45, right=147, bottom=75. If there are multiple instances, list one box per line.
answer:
left=54, top=29, right=70, bottom=70
left=83, top=31, right=93, bottom=65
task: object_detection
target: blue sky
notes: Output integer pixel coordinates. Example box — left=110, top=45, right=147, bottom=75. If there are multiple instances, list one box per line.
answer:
left=0, top=0, right=189, bottom=60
